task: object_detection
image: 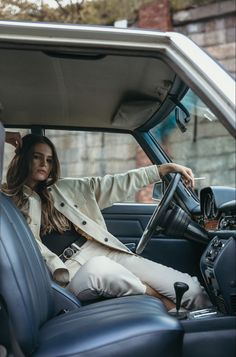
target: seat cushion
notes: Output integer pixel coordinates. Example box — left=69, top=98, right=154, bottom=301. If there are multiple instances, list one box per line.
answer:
left=34, top=295, right=183, bottom=357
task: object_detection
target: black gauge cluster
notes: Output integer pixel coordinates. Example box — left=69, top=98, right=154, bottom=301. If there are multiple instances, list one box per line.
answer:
left=203, top=192, right=218, bottom=219
left=200, top=186, right=236, bottom=226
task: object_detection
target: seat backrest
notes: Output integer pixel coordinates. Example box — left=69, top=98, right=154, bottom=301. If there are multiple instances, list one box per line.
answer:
left=0, top=192, right=54, bottom=355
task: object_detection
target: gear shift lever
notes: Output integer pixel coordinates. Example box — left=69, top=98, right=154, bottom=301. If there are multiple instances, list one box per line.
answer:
left=174, top=282, right=189, bottom=313
left=170, top=282, right=189, bottom=320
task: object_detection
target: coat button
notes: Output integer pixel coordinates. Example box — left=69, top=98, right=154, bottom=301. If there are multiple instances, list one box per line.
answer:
left=60, top=202, right=65, bottom=207
left=48, top=187, right=52, bottom=192
left=104, top=237, right=108, bottom=242
left=82, top=220, right=87, bottom=225
left=74, top=204, right=78, bottom=208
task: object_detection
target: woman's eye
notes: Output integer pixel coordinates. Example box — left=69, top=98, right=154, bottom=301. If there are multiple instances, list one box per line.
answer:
left=47, top=159, right=53, bottom=164
left=33, top=154, right=40, bottom=160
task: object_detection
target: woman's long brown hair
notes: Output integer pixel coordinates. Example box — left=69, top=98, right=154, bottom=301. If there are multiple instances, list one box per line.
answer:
left=3, top=134, right=71, bottom=235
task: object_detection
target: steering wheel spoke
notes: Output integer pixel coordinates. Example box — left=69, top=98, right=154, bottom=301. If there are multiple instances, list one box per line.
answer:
left=135, top=173, right=181, bottom=254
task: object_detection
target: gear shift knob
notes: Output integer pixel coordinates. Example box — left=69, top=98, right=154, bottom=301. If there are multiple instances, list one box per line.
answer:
left=174, top=282, right=189, bottom=313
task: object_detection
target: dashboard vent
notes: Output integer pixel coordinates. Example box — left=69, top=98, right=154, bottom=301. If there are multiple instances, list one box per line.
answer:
left=230, top=294, right=236, bottom=314
left=215, top=296, right=227, bottom=314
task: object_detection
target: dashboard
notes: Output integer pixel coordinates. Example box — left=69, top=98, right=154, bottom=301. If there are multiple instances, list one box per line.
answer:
left=200, top=186, right=236, bottom=231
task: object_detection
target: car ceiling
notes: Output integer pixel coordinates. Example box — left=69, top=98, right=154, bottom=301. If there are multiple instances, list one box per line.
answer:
left=0, top=48, right=175, bottom=131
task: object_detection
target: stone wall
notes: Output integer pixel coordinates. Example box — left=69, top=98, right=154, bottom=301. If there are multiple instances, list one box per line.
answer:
left=168, top=0, right=235, bottom=189
left=47, top=130, right=138, bottom=178
left=166, top=116, right=236, bottom=189
left=173, top=0, right=236, bottom=78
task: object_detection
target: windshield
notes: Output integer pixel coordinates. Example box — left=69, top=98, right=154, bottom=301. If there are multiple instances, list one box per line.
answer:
left=150, top=89, right=235, bottom=194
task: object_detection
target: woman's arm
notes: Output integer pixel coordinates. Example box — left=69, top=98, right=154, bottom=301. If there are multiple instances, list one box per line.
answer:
left=89, top=165, right=160, bottom=209
left=88, top=163, right=195, bottom=210
left=5, top=131, right=22, bottom=149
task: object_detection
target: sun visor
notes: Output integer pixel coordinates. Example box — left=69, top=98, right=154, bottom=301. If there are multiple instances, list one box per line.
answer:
left=112, top=99, right=161, bottom=129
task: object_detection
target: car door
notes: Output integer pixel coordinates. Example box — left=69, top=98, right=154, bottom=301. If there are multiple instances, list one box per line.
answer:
left=102, top=202, right=205, bottom=280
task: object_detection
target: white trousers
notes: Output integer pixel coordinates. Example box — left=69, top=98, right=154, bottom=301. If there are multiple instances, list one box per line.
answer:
left=67, top=240, right=211, bottom=310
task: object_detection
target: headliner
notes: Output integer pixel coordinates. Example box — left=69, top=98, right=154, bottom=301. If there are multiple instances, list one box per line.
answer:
left=0, top=48, right=175, bottom=131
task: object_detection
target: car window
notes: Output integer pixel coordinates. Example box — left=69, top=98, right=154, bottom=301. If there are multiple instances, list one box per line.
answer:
left=150, top=89, right=235, bottom=196
left=3, top=129, right=155, bottom=204
left=46, top=130, right=154, bottom=203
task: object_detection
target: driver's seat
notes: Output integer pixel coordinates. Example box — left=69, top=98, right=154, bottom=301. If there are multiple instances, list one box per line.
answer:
left=0, top=191, right=183, bottom=356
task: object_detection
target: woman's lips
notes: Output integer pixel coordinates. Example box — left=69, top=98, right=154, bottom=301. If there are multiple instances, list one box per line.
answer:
left=37, top=170, right=47, bottom=175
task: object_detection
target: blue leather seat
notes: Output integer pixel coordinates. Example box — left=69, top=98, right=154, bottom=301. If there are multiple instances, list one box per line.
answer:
left=0, top=192, right=183, bottom=356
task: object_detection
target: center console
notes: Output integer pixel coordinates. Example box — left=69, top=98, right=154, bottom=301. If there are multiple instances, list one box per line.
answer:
left=200, top=235, right=236, bottom=315
left=179, top=234, right=236, bottom=357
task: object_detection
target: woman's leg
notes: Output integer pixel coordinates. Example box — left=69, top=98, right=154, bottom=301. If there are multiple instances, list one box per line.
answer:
left=67, top=256, right=146, bottom=301
left=66, top=240, right=210, bottom=310
left=68, top=254, right=176, bottom=309
left=145, top=283, right=175, bottom=310
left=108, top=252, right=211, bottom=310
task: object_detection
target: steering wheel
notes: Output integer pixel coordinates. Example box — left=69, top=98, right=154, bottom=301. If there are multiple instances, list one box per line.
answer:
left=135, top=173, right=182, bottom=254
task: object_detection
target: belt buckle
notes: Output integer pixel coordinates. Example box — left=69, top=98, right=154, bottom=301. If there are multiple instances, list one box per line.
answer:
left=62, top=247, right=74, bottom=260
left=62, top=243, right=81, bottom=261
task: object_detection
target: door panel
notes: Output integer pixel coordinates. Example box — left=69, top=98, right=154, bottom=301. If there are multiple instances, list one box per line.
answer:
left=102, top=203, right=205, bottom=280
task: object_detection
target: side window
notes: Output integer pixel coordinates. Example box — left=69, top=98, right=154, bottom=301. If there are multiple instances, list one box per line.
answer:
left=3, top=129, right=155, bottom=203
left=46, top=130, right=154, bottom=203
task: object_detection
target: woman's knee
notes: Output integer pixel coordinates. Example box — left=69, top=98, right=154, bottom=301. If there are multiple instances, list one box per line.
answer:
left=68, top=256, right=126, bottom=298
left=67, top=256, right=112, bottom=298
left=84, top=256, right=136, bottom=291
left=68, top=255, right=145, bottom=300
left=182, top=277, right=211, bottom=310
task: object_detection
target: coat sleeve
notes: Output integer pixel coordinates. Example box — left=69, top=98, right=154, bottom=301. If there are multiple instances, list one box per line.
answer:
left=88, top=165, right=161, bottom=210
left=36, top=239, right=70, bottom=286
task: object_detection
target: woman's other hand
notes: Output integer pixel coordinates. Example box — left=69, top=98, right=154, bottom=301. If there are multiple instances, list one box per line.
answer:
left=158, top=163, right=194, bottom=189
left=5, top=131, right=22, bottom=150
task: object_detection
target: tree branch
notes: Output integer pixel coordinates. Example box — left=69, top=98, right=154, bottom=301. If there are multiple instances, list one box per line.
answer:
left=54, top=0, right=69, bottom=15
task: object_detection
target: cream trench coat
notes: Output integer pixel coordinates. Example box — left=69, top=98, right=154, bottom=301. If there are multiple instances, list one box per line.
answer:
left=24, top=165, right=161, bottom=285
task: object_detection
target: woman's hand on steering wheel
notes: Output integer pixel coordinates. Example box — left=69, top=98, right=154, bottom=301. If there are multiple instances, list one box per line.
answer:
left=158, top=163, right=194, bottom=189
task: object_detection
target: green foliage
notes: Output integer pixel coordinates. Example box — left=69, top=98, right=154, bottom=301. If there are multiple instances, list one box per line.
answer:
left=0, top=0, right=152, bottom=24
left=0, top=0, right=231, bottom=24
left=0, top=0, right=84, bottom=23
left=0, top=0, right=40, bottom=21
left=79, top=0, right=152, bottom=25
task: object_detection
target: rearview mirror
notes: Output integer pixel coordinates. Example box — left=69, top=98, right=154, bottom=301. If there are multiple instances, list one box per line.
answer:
left=175, top=106, right=190, bottom=133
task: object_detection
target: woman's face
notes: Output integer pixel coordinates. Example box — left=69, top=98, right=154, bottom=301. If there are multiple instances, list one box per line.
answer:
left=26, top=143, right=53, bottom=189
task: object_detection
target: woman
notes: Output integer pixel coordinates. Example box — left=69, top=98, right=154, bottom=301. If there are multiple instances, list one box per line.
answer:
left=3, top=132, right=210, bottom=311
